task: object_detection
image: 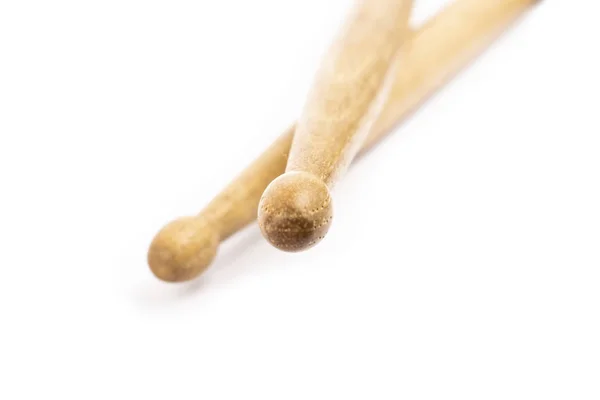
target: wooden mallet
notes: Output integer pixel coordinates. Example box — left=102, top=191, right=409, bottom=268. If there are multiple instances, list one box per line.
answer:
left=258, top=0, right=414, bottom=251
left=149, top=0, right=540, bottom=281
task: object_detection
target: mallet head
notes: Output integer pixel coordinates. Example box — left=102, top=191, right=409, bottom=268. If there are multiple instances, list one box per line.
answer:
left=148, top=216, right=220, bottom=282
left=258, top=171, right=333, bottom=252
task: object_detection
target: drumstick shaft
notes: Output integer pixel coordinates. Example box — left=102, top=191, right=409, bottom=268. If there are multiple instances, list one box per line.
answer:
left=368, top=0, right=539, bottom=143
left=285, top=0, right=413, bottom=186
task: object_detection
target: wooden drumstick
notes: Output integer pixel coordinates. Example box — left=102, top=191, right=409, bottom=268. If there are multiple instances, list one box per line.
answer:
left=258, top=0, right=414, bottom=251
left=148, top=0, right=540, bottom=281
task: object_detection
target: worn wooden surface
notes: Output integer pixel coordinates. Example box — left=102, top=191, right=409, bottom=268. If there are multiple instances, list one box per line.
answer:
left=149, top=0, right=539, bottom=282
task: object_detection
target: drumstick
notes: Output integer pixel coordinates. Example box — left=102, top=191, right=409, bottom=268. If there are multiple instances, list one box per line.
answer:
left=258, top=0, right=542, bottom=252
left=148, top=0, right=540, bottom=282
left=258, top=0, right=414, bottom=251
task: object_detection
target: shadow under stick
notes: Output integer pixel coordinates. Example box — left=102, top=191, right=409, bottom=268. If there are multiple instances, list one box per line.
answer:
left=148, top=0, right=540, bottom=282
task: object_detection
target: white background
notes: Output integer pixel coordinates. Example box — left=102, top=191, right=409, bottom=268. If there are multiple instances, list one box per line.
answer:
left=1, top=0, right=599, bottom=398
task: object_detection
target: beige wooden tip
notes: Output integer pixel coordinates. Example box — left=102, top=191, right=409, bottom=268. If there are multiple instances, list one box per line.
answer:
left=149, top=0, right=540, bottom=281
left=258, top=0, right=414, bottom=251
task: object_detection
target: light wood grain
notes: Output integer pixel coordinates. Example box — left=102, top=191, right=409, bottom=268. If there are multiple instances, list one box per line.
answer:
left=148, top=0, right=540, bottom=281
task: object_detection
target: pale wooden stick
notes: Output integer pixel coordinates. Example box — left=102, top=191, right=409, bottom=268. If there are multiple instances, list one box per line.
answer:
left=148, top=0, right=539, bottom=282
left=258, top=0, right=414, bottom=251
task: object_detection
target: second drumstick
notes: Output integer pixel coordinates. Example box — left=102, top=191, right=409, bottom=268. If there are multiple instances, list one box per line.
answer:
left=258, top=0, right=414, bottom=251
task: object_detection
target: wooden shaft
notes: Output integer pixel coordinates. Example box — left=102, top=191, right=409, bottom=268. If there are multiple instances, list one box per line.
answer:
left=287, top=0, right=414, bottom=186
left=148, top=0, right=540, bottom=281
left=367, top=0, right=541, bottom=143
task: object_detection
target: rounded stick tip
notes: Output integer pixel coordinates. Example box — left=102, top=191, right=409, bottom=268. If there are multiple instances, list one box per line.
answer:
left=147, top=216, right=219, bottom=282
left=258, top=171, right=333, bottom=252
